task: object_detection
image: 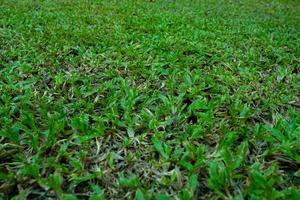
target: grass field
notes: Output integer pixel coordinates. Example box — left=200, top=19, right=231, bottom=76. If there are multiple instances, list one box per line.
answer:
left=0, top=0, right=300, bottom=199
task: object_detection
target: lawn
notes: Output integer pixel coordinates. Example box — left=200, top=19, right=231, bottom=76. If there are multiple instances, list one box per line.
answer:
left=0, top=0, right=299, bottom=199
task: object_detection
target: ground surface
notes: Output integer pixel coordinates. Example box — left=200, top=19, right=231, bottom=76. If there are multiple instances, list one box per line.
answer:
left=0, top=0, right=300, bottom=199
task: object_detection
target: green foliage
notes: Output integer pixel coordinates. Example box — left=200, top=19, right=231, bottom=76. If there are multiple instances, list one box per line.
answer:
left=119, top=175, right=140, bottom=188
left=0, top=0, right=299, bottom=199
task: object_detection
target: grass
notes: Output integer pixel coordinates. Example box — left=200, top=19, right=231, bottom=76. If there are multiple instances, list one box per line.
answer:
left=0, top=0, right=300, bottom=199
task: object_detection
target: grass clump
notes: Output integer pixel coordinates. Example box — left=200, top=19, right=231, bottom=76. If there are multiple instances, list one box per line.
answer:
left=0, top=0, right=300, bottom=199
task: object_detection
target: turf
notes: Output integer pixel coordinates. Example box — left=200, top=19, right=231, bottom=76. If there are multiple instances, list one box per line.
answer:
left=0, top=0, right=300, bottom=199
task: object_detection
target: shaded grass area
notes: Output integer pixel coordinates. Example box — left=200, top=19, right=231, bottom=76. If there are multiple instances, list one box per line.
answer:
left=0, top=0, right=300, bottom=199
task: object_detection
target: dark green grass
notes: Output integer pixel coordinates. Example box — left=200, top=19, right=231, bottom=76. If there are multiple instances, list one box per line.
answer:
left=0, top=0, right=300, bottom=199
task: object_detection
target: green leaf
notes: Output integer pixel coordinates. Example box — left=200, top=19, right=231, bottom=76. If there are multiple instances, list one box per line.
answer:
left=89, top=184, right=105, bottom=200
left=235, top=141, right=249, bottom=168
left=151, top=136, right=169, bottom=160
left=240, top=105, right=250, bottom=118
left=155, top=194, right=171, bottom=200
left=62, top=194, right=78, bottom=200
left=48, top=174, right=64, bottom=197
left=188, top=174, right=198, bottom=191
left=188, top=98, right=208, bottom=112
left=135, top=188, right=146, bottom=200
left=119, top=175, right=140, bottom=188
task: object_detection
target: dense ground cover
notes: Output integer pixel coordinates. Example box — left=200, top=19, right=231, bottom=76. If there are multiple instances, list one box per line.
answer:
left=0, top=0, right=300, bottom=199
